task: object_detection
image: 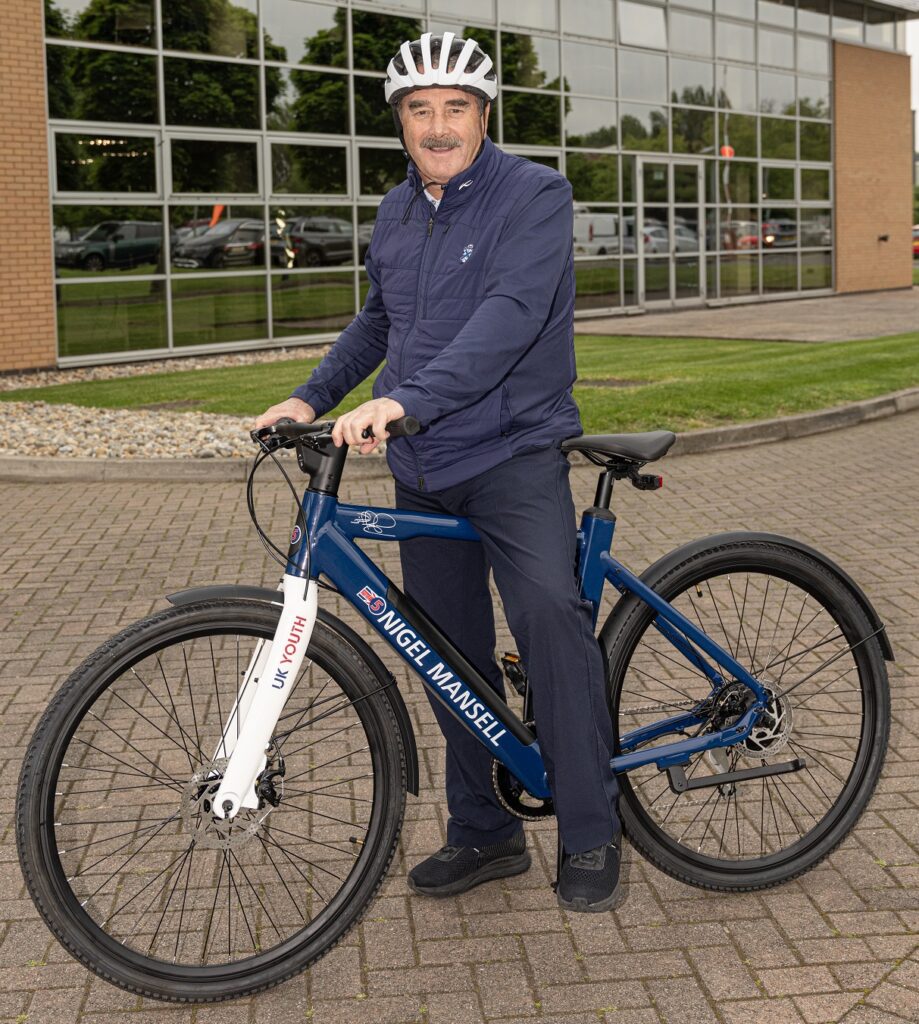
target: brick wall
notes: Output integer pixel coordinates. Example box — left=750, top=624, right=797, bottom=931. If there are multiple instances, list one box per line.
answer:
left=833, top=42, right=913, bottom=294
left=0, top=1, right=57, bottom=371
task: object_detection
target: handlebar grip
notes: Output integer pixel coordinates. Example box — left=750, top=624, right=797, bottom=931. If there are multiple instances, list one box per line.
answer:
left=361, top=416, right=421, bottom=441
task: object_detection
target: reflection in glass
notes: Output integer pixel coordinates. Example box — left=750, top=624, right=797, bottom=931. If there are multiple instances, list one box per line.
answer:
left=574, top=261, right=622, bottom=310
left=678, top=0, right=713, bottom=9
left=717, top=160, right=757, bottom=203
left=758, top=0, right=794, bottom=27
left=763, top=251, right=797, bottom=291
left=171, top=140, right=259, bottom=194
left=716, top=64, right=756, bottom=110
left=360, top=148, right=405, bottom=195
left=796, top=36, right=829, bottom=75
left=674, top=206, right=702, bottom=250
left=562, top=41, right=615, bottom=97
left=801, top=168, right=830, bottom=201
left=432, top=0, right=494, bottom=19
left=164, top=58, right=259, bottom=129
left=504, top=92, right=561, bottom=145
left=717, top=0, right=755, bottom=18
left=352, top=11, right=422, bottom=70
left=618, top=1, right=667, bottom=50
left=719, top=255, right=758, bottom=295
left=172, top=275, right=268, bottom=345
left=799, top=122, right=830, bottom=161
left=273, top=272, right=356, bottom=336
left=719, top=113, right=756, bottom=158
left=57, top=281, right=167, bottom=357
left=272, top=145, right=348, bottom=195
left=761, top=207, right=797, bottom=247
left=761, top=117, right=795, bottom=159
left=715, top=20, right=755, bottom=62
left=262, top=1, right=347, bottom=67
left=623, top=259, right=639, bottom=305
left=670, top=12, right=712, bottom=59
left=832, top=1, right=864, bottom=40
left=45, top=0, right=155, bottom=47
left=798, top=0, right=830, bottom=34
left=502, top=32, right=559, bottom=88
left=670, top=58, right=715, bottom=107
left=759, top=71, right=795, bottom=115
left=161, top=0, right=258, bottom=59
left=798, top=78, right=830, bottom=119
left=865, top=7, right=896, bottom=47
left=644, top=258, right=670, bottom=302
left=761, top=166, right=794, bottom=200
left=354, top=76, right=396, bottom=137
left=619, top=50, right=667, bottom=103
left=565, top=98, right=617, bottom=148
left=801, top=250, right=831, bottom=288
left=564, top=0, right=614, bottom=39
left=566, top=153, right=618, bottom=201
left=271, top=206, right=357, bottom=268
left=674, top=166, right=700, bottom=203
left=642, top=163, right=667, bottom=203
left=169, top=206, right=264, bottom=271
left=55, top=133, right=155, bottom=193
left=47, top=45, right=157, bottom=123
left=759, top=28, right=794, bottom=68
left=524, top=154, right=560, bottom=170
left=672, top=109, right=715, bottom=154
left=675, top=259, right=702, bottom=298
left=53, top=207, right=163, bottom=277
left=801, top=209, right=832, bottom=247
left=620, top=104, right=667, bottom=152
left=720, top=207, right=759, bottom=249
left=266, top=68, right=348, bottom=134
left=500, top=0, right=557, bottom=31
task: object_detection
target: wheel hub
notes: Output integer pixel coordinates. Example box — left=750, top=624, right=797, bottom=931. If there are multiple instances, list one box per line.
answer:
left=740, top=686, right=793, bottom=760
left=180, top=757, right=279, bottom=850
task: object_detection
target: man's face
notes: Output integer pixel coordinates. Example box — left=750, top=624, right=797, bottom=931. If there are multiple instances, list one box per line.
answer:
left=399, top=87, right=490, bottom=194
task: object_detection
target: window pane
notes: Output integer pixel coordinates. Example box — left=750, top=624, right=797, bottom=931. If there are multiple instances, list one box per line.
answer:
left=798, top=0, right=830, bottom=33
left=565, top=97, right=617, bottom=147
left=574, top=260, right=622, bottom=310
left=801, top=167, right=830, bottom=200
left=564, top=0, right=614, bottom=39
left=161, top=0, right=258, bottom=59
left=672, top=108, right=715, bottom=153
left=57, top=280, right=166, bottom=357
left=45, top=0, right=155, bottom=47
left=566, top=153, right=618, bottom=200
left=169, top=205, right=264, bottom=271
left=623, top=258, right=639, bottom=304
left=620, top=104, right=668, bottom=151
left=719, top=254, right=758, bottom=295
left=671, top=58, right=715, bottom=106
left=865, top=7, right=896, bottom=48
left=759, top=71, right=795, bottom=115
left=716, top=63, right=756, bottom=110
left=432, top=0, right=494, bottom=19
left=761, top=165, right=794, bottom=200
left=503, top=92, right=561, bottom=144
left=500, top=0, right=557, bottom=31
left=762, top=207, right=797, bottom=246
left=563, top=41, right=615, bottom=97
left=619, top=50, right=667, bottom=103
left=715, top=20, right=755, bottom=62
left=354, top=75, right=394, bottom=136
left=801, top=208, right=832, bottom=246
left=502, top=32, right=559, bottom=88
left=801, top=250, right=831, bottom=288
left=677, top=0, right=714, bottom=11
left=619, top=1, right=667, bottom=49
left=759, top=28, right=794, bottom=68
left=716, top=0, right=755, bottom=18
left=262, top=1, right=347, bottom=67
left=273, top=272, right=356, bottom=336
left=670, top=12, right=712, bottom=58
left=719, top=207, right=759, bottom=249
left=758, top=0, right=794, bottom=27
left=798, top=78, right=830, bottom=118
left=164, top=58, right=259, bottom=129
left=46, top=46, right=157, bottom=123
left=622, top=159, right=637, bottom=202
left=271, top=205, right=357, bottom=267
left=832, top=1, right=864, bottom=40
left=53, top=206, right=164, bottom=277
left=360, top=148, right=405, bottom=195
left=272, top=144, right=347, bottom=195
left=762, top=251, right=797, bottom=291
left=55, top=133, right=156, bottom=193
left=719, top=112, right=756, bottom=157
left=266, top=68, right=348, bottom=133
left=797, top=36, right=829, bottom=75
left=352, top=11, right=422, bottom=71
left=799, top=122, right=830, bottom=161
left=172, top=275, right=267, bottom=346
left=718, top=160, right=757, bottom=202
left=761, top=117, right=795, bottom=158
left=171, top=140, right=259, bottom=193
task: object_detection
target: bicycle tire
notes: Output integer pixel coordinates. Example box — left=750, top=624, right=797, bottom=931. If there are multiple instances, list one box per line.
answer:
left=603, top=537, right=889, bottom=891
left=17, top=599, right=407, bottom=1002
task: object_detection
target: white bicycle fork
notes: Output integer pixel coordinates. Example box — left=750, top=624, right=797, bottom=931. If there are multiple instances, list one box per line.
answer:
left=211, top=574, right=318, bottom=819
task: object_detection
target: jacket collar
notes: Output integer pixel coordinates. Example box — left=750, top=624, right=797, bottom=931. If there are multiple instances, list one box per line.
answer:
left=406, top=136, right=497, bottom=215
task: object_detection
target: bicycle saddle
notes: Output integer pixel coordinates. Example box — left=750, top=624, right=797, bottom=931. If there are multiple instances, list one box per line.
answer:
left=561, top=430, right=676, bottom=464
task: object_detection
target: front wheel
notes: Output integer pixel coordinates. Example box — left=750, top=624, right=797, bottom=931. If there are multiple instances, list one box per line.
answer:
left=17, top=599, right=407, bottom=1002
left=604, top=538, right=890, bottom=891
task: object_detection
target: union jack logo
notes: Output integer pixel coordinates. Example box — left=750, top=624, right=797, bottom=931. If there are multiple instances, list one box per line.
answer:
left=357, top=586, right=386, bottom=615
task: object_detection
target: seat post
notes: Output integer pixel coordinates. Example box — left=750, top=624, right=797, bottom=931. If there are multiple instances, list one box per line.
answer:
left=594, top=470, right=615, bottom=510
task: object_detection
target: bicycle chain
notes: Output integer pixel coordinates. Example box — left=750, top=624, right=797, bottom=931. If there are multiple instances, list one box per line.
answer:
left=619, top=698, right=698, bottom=717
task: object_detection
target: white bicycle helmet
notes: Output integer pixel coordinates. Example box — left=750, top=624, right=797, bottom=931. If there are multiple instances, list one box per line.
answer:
left=384, top=31, right=497, bottom=107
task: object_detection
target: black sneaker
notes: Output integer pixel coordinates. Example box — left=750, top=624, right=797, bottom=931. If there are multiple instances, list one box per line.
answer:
left=556, top=839, right=623, bottom=913
left=407, top=831, right=531, bottom=897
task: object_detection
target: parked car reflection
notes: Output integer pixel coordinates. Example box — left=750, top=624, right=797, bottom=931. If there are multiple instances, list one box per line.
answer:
left=286, top=216, right=359, bottom=267
left=54, top=220, right=163, bottom=273
left=172, top=219, right=295, bottom=269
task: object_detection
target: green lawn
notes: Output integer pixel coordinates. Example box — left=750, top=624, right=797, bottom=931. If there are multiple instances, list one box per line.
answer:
left=4, top=332, right=918, bottom=435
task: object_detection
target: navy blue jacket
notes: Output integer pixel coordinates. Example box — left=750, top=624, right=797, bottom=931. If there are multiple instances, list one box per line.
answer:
left=292, top=136, right=583, bottom=491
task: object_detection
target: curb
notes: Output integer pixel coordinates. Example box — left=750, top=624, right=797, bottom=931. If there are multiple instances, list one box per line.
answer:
left=2, top=387, right=917, bottom=484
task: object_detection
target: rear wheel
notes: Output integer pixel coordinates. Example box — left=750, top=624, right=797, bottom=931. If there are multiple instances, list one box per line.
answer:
left=605, top=539, right=889, bottom=891
left=17, top=599, right=407, bottom=1002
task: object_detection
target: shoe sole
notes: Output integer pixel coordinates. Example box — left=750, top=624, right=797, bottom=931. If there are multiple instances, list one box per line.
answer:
left=407, top=851, right=531, bottom=898
left=556, top=882, right=624, bottom=914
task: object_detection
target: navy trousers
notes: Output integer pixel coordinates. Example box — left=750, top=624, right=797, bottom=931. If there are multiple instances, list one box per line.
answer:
left=395, top=445, right=620, bottom=855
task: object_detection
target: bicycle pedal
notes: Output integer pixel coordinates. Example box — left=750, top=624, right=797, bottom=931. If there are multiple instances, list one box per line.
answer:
left=500, top=653, right=528, bottom=697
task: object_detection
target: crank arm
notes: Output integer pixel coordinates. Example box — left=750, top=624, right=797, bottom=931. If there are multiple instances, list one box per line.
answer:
left=666, top=757, right=806, bottom=795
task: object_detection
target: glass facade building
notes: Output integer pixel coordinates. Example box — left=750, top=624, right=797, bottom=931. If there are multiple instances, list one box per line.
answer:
left=44, top=0, right=909, bottom=363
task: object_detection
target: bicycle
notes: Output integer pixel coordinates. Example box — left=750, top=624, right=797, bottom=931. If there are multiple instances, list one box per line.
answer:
left=16, top=417, right=893, bottom=1003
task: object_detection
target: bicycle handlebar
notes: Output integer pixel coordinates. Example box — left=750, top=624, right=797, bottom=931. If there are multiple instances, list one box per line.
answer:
left=250, top=415, right=420, bottom=451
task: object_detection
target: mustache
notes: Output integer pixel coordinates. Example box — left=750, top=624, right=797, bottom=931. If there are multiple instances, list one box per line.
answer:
left=420, top=135, right=462, bottom=150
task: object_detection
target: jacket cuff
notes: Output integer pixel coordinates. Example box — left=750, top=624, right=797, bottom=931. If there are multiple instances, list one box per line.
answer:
left=385, top=387, right=435, bottom=427
left=290, top=385, right=327, bottom=418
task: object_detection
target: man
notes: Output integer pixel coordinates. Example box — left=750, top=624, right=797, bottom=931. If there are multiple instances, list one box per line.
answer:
left=256, top=32, right=622, bottom=912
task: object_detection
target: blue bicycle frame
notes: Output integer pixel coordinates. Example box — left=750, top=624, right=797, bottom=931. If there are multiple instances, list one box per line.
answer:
left=284, top=488, right=771, bottom=802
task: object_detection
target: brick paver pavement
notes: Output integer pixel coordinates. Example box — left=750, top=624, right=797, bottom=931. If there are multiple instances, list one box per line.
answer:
left=1, top=412, right=917, bottom=1024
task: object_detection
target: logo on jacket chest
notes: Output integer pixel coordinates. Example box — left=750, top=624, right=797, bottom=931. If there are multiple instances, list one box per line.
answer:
left=460, top=243, right=475, bottom=264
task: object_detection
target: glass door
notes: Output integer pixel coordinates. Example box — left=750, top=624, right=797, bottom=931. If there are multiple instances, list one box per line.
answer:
left=636, top=158, right=706, bottom=308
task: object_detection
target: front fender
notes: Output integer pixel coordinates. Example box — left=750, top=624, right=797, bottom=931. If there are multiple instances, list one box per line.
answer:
left=166, top=584, right=420, bottom=794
